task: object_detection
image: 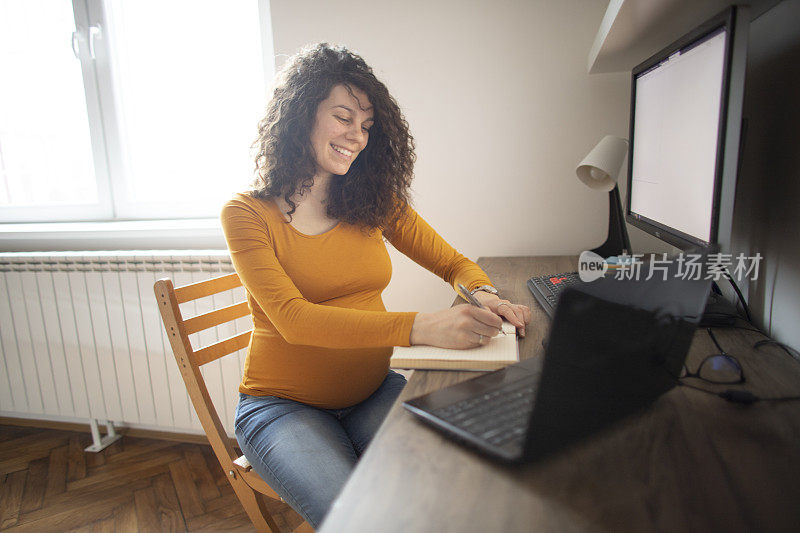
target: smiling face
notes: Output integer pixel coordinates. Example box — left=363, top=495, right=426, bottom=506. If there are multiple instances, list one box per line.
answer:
left=309, top=84, right=374, bottom=179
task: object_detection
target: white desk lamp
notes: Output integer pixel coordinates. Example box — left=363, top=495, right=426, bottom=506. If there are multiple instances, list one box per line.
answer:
left=576, top=135, right=632, bottom=258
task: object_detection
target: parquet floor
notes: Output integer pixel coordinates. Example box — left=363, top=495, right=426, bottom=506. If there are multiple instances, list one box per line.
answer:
left=0, top=424, right=303, bottom=532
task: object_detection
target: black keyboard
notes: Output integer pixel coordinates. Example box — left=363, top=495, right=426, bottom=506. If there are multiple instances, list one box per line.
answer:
left=430, top=376, right=537, bottom=450
left=527, top=271, right=583, bottom=317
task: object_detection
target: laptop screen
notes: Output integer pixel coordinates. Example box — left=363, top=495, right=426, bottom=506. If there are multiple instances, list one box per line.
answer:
left=523, top=270, right=711, bottom=460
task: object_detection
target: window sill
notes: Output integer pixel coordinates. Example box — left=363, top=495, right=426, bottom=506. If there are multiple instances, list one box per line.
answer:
left=0, top=218, right=227, bottom=252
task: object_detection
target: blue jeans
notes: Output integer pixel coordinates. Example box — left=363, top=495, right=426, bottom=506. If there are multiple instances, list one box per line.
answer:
left=234, top=370, right=407, bottom=529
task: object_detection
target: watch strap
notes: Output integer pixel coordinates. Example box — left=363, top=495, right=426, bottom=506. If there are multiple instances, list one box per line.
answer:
left=470, top=285, right=498, bottom=296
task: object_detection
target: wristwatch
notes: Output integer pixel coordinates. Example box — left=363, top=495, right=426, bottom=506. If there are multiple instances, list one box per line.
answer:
left=470, top=285, right=498, bottom=296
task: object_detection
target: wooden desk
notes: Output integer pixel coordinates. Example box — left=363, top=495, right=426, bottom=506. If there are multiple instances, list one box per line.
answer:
left=320, top=256, right=800, bottom=533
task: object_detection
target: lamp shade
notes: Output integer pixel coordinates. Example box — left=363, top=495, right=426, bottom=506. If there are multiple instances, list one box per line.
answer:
left=576, top=136, right=629, bottom=192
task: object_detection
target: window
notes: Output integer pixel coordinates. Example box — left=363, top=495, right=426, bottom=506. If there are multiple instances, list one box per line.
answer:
left=0, top=0, right=272, bottom=223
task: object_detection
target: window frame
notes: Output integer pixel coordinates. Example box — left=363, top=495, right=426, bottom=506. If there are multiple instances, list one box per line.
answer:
left=0, top=0, right=274, bottom=226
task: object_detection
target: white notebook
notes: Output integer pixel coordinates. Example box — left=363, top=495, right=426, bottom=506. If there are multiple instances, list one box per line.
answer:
left=390, top=322, right=518, bottom=371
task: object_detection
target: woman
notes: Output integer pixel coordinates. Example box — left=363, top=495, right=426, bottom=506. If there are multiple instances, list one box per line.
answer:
left=221, top=43, right=531, bottom=529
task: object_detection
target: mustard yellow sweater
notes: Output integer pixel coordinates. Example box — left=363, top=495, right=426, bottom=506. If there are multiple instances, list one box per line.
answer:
left=221, top=193, right=492, bottom=408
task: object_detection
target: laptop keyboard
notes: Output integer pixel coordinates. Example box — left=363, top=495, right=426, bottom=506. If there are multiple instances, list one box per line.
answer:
left=430, top=376, right=537, bottom=450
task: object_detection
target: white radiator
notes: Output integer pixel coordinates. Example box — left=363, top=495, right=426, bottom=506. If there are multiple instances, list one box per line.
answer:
left=0, top=251, right=247, bottom=438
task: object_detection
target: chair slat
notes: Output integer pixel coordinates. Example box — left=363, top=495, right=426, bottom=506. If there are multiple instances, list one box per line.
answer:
left=175, top=272, right=242, bottom=303
left=184, top=301, right=250, bottom=335
left=155, top=274, right=297, bottom=532
left=193, top=331, right=252, bottom=366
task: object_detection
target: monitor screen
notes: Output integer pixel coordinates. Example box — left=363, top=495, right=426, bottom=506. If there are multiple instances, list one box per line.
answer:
left=626, top=7, right=748, bottom=251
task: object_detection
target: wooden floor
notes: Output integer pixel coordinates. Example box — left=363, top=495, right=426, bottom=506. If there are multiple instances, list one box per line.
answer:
left=0, top=424, right=303, bottom=532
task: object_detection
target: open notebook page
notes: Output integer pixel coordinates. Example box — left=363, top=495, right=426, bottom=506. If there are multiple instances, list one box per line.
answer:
left=390, top=322, right=518, bottom=371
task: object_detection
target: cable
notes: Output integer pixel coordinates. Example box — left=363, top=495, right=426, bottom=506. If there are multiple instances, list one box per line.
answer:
left=706, top=327, right=726, bottom=354
left=709, top=307, right=800, bottom=366
left=718, top=389, right=760, bottom=404
left=754, top=339, right=800, bottom=363
left=677, top=381, right=800, bottom=404
left=724, top=269, right=753, bottom=323
left=727, top=324, right=763, bottom=334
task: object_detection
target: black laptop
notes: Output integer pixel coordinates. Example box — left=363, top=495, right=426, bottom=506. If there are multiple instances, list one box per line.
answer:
left=403, top=268, right=712, bottom=462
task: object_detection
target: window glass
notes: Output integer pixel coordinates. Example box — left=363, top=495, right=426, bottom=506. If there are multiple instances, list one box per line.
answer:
left=104, top=0, right=265, bottom=215
left=0, top=0, right=98, bottom=208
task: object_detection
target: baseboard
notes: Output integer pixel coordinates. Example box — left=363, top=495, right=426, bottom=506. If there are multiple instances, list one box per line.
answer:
left=0, top=416, right=239, bottom=448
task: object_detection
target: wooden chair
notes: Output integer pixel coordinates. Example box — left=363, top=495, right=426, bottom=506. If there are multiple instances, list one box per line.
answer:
left=154, top=273, right=314, bottom=533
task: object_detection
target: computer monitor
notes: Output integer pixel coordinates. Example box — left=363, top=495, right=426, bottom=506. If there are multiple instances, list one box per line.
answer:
left=626, top=7, right=749, bottom=252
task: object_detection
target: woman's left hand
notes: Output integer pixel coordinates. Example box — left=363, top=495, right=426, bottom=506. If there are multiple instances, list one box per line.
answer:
left=472, top=292, right=531, bottom=337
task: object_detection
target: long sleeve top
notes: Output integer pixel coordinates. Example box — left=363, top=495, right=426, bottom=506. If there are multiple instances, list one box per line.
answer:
left=220, top=192, right=493, bottom=408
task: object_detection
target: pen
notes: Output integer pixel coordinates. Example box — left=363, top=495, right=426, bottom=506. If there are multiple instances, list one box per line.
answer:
left=457, top=283, right=507, bottom=336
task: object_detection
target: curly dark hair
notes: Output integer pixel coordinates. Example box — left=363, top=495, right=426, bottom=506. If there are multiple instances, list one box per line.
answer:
left=250, top=43, right=416, bottom=231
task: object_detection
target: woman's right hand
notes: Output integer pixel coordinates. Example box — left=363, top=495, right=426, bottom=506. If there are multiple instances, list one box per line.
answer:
left=409, top=304, right=504, bottom=349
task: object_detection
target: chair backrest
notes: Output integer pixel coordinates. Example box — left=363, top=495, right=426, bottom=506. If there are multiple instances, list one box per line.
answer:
left=154, top=273, right=251, bottom=473
left=155, top=273, right=308, bottom=532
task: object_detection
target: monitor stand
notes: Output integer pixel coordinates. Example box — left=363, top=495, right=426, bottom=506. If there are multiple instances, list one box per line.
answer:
left=699, top=286, right=739, bottom=327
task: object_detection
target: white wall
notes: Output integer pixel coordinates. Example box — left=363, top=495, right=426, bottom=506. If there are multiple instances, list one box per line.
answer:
left=731, top=0, right=800, bottom=351
left=270, top=0, right=643, bottom=312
